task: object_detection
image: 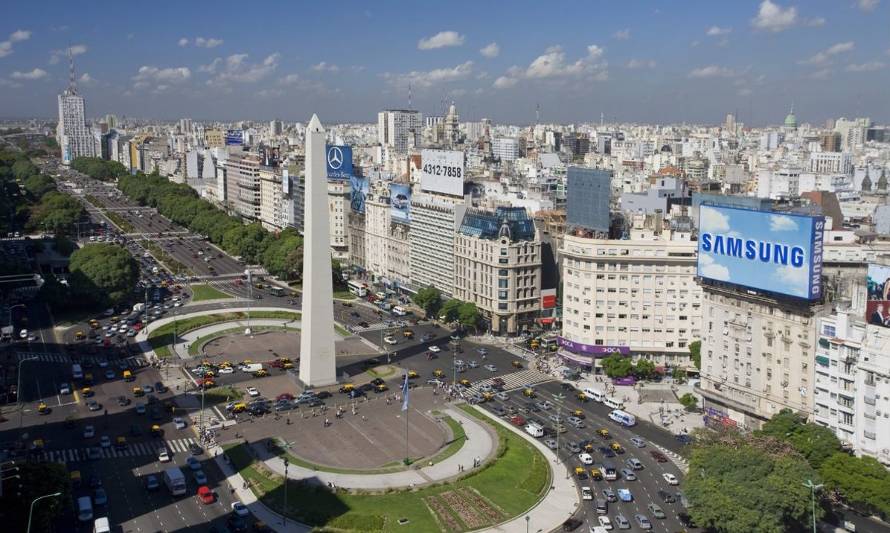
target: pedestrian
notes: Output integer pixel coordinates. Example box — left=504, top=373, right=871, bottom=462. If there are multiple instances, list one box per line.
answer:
left=324, top=417, right=329, bottom=427
left=362, top=415, right=367, bottom=421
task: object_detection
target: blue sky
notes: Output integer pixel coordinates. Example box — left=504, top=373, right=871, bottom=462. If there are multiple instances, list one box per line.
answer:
left=1, top=1, right=888, bottom=124
left=698, top=205, right=817, bottom=298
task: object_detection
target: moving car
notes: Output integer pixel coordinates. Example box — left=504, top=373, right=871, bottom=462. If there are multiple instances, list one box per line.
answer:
left=620, top=468, right=636, bottom=481
left=581, top=486, right=593, bottom=500
left=173, top=417, right=187, bottom=429
left=597, top=516, right=613, bottom=530
left=578, top=453, right=594, bottom=465
left=614, top=514, right=631, bottom=529
left=663, top=473, right=679, bottom=485
left=194, top=470, right=208, bottom=485
left=83, top=425, right=95, bottom=439
left=617, top=488, right=633, bottom=502
left=428, top=345, right=441, bottom=353
left=634, top=514, right=652, bottom=530
left=231, top=502, right=250, bottom=517
left=197, top=485, right=215, bottom=504
left=246, top=387, right=260, bottom=397
left=158, top=448, right=171, bottom=462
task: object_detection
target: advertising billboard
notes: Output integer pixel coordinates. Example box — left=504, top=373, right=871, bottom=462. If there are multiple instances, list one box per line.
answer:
left=697, top=205, right=825, bottom=300
left=225, top=130, right=243, bottom=146
left=326, top=145, right=353, bottom=180
left=349, top=175, right=369, bottom=214
left=866, top=263, right=890, bottom=328
left=389, top=183, right=411, bottom=224
left=420, top=149, right=465, bottom=196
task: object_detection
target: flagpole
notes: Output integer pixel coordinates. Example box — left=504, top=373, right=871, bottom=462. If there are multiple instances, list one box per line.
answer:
left=402, top=373, right=410, bottom=465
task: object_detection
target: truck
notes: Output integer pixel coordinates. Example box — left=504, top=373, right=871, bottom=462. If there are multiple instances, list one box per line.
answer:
left=163, top=466, right=187, bottom=496
left=132, top=303, right=145, bottom=313
left=241, top=363, right=263, bottom=373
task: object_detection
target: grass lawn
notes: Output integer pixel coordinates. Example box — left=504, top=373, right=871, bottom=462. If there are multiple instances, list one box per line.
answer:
left=201, top=385, right=243, bottom=404
left=225, top=404, right=550, bottom=532
left=334, top=324, right=351, bottom=337
left=149, top=311, right=300, bottom=358
left=190, top=284, right=233, bottom=302
left=332, top=289, right=356, bottom=300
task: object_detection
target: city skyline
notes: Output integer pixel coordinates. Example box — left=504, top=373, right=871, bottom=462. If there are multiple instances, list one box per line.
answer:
left=1, top=0, right=889, bottom=125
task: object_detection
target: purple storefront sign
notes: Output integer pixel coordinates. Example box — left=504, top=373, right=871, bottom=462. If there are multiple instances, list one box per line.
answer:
left=557, top=337, right=630, bottom=357
left=612, top=377, right=637, bottom=386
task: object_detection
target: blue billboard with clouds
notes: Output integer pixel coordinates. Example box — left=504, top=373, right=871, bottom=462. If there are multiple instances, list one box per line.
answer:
left=390, top=183, right=411, bottom=224
left=697, top=205, right=824, bottom=300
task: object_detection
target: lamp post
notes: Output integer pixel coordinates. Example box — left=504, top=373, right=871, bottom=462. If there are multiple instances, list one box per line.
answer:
left=245, top=270, right=252, bottom=335
left=553, top=393, right=565, bottom=465
left=27, top=492, right=61, bottom=533
left=17, top=355, right=38, bottom=428
left=525, top=515, right=530, bottom=533
left=803, top=479, right=823, bottom=533
left=282, top=458, right=289, bottom=526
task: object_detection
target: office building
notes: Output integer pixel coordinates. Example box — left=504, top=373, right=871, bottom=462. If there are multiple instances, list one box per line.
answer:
left=453, top=207, right=541, bottom=335
left=227, top=152, right=263, bottom=220
left=492, top=136, right=520, bottom=162
left=270, top=119, right=283, bottom=136
left=364, top=181, right=411, bottom=287
left=409, top=192, right=467, bottom=296
left=57, top=85, right=95, bottom=165
left=559, top=214, right=701, bottom=369
left=378, top=109, right=421, bottom=154
left=566, top=167, right=612, bottom=236
left=820, top=132, right=842, bottom=152
left=328, top=180, right=351, bottom=261
left=809, top=152, right=853, bottom=175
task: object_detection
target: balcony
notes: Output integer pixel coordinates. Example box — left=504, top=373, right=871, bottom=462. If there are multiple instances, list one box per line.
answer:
left=864, top=395, right=876, bottom=406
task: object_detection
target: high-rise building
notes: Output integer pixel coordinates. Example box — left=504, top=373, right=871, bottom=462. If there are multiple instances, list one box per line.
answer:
left=454, top=207, right=542, bottom=335
left=820, top=132, right=842, bottom=152
left=444, top=102, right=460, bottom=146
left=328, top=180, right=351, bottom=260
left=57, top=65, right=95, bottom=165
left=378, top=109, right=422, bottom=154
left=492, top=137, right=519, bottom=162
left=566, top=167, right=612, bottom=236
left=409, top=192, right=467, bottom=296
left=227, top=152, right=263, bottom=220
left=270, top=119, right=283, bottom=136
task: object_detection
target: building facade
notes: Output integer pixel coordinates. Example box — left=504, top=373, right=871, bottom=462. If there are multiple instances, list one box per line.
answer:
left=57, top=90, right=95, bottom=165
left=566, top=167, right=612, bottom=236
left=227, top=152, right=263, bottom=221
left=328, top=180, right=351, bottom=261
left=492, top=137, right=519, bottom=162
left=378, top=109, right=422, bottom=154
left=409, top=193, right=466, bottom=296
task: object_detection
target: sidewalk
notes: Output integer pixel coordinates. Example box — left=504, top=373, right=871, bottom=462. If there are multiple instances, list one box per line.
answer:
left=259, top=406, right=496, bottom=490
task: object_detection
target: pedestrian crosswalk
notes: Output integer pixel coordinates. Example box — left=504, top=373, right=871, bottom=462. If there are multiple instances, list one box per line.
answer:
left=350, top=322, right=389, bottom=333
left=467, top=368, right=553, bottom=395
left=16, top=351, right=148, bottom=368
left=33, top=438, right=197, bottom=465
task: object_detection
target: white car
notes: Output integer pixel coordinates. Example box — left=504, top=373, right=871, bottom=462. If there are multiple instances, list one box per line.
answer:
left=19, top=329, right=28, bottom=339
left=579, top=453, right=594, bottom=465
left=246, top=387, right=260, bottom=397
left=597, top=516, right=613, bottom=530
left=483, top=364, right=498, bottom=372
left=60, top=383, right=71, bottom=395
left=173, top=417, right=187, bottom=430
left=218, top=366, right=234, bottom=374
left=383, top=336, right=398, bottom=345
left=158, top=448, right=171, bottom=462
left=663, top=473, right=679, bottom=485
left=100, top=436, right=111, bottom=448
left=83, top=425, right=95, bottom=439
left=231, top=501, right=250, bottom=517
left=581, top=486, right=593, bottom=500
left=428, top=345, right=441, bottom=353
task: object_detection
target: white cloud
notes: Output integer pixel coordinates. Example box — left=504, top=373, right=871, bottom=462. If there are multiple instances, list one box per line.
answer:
left=78, top=73, right=95, bottom=85
left=706, top=26, right=732, bottom=36
left=776, top=264, right=808, bottom=294
left=492, top=75, right=518, bottom=89
left=626, top=59, right=656, bottom=69
left=0, top=29, right=32, bottom=59
left=699, top=255, right=731, bottom=281
left=385, top=61, right=474, bottom=89
left=799, top=41, right=854, bottom=65
left=0, top=78, right=22, bottom=88
left=858, top=0, right=880, bottom=11
left=700, top=206, right=731, bottom=232
left=846, top=61, right=885, bottom=72
left=805, top=17, right=826, bottom=27
left=751, top=0, right=798, bottom=32
left=178, top=38, right=189, bottom=47
left=132, top=65, right=191, bottom=89
left=417, top=31, right=464, bottom=50
left=769, top=215, right=799, bottom=232
left=311, top=61, right=340, bottom=73
left=49, top=44, right=88, bottom=65
left=257, top=88, right=284, bottom=98
left=280, top=73, right=302, bottom=84
left=689, top=65, right=738, bottom=78
left=195, top=37, right=224, bottom=48
left=737, top=87, right=753, bottom=96
left=613, top=29, right=630, bottom=40
left=480, top=42, right=500, bottom=58
left=202, top=53, right=280, bottom=84
left=809, top=68, right=831, bottom=79
left=11, top=68, right=47, bottom=80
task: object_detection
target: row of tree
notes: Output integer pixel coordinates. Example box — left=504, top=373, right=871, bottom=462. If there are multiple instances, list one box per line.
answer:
left=411, top=286, right=481, bottom=328
left=600, top=354, right=660, bottom=379
left=116, top=172, right=304, bottom=280
left=41, top=242, right=140, bottom=310
left=71, top=156, right=129, bottom=181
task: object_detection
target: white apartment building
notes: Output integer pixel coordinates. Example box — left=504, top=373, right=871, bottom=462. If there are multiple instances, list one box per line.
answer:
left=815, top=308, right=890, bottom=466
left=227, top=152, right=262, bottom=220
left=259, top=166, right=284, bottom=231
left=378, top=109, right=421, bottom=154
left=809, top=152, right=853, bottom=175
left=362, top=181, right=410, bottom=286
left=756, top=168, right=801, bottom=200
left=57, top=89, right=95, bottom=165
left=559, top=215, right=701, bottom=369
left=409, top=192, right=466, bottom=296
left=492, top=137, right=520, bottom=162
left=328, top=180, right=351, bottom=261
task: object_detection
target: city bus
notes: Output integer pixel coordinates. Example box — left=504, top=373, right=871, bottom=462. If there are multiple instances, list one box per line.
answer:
left=269, top=286, right=285, bottom=297
left=583, top=387, right=606, bottom=403
left=347, top=280, right=368, bottom=297
left=608, top=409, right=637, bottom=427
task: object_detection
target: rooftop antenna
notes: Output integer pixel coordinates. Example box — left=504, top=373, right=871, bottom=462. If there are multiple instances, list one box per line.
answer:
left=407, top=82, right=413, bottom=109
left=600, top=111, right=604, bottom=127
left=535, top=102, right=540, bottom=124
left=67, top=46, right=77, bottom=95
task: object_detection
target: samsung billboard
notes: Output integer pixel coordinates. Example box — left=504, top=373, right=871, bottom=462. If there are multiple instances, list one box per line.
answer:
left=326, top=145, right=353, bottom=180
left=420, top=149, right=465, bottom=196
left=697, top=205, right=824, bottom=300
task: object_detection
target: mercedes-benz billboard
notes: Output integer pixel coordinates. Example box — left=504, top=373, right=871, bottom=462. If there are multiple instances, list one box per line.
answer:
left=697, top=205, right=825, bottom=300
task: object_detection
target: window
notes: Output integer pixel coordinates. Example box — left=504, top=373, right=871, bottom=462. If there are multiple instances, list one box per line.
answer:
left=499, top=269, right=508, bottom=276
left=498, top=279, right=508, bottom=288
left=822, top=324, right=836, bottom=337
left=499, top=290, right=508, bottom=300
left=498, top=303, right=508, bottom=310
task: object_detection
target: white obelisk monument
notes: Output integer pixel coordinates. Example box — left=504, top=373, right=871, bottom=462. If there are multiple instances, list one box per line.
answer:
left=299, top=114, right=337, bottom=387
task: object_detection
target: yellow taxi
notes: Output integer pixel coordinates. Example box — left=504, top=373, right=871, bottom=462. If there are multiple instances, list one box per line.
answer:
left=481, top=391, right=494, bottom=401
left=151, top=424, right=163, bottom=437
left=74, top=331, right=86, bottom=341
left=242, top=359, right=253, bottom=365
left=220, top=361, right=233, bottom=368
left=574, top=466, right=588, bottom=479
left=123, top=370, right=133, bottom=381
left=511, top=360, right=523, bottom=369
left=597, top=428, right=610, bottom=439
left=132, top=386, right=144, bottom=397
left=610, top=442, right=624, bottom=454
left=407, top=370, right=418, bottom=379
left=31, top=438, right=45, bottom=451
left=572, top=409, right=585, bottom=419
left=339, top=383, right=355, bottom=393
left=433, top=369, right=445, bottom=378
left=115, top=436, right=128, bottom=450
left=253, top=369, right=269, bottom=378
left=70, top=470, right=82, bottom=488
left=522, top=387, right=536, bottom=398
left=584, top=442, right=596, bottom=453
left=403, top=330, right=414, bottom=338
left=231, top=402, right=247, bottom=413
left=281, top=361, right=294, bottom=370
left=590, top=469, right=604, bottom=481
left=459, top=378, right=471, bottom=387
left=89, top=320, right=100, bottom=330
left=530, top=340, right=540, bottom=350
left=37, top=402, right=49, bottom=414
left=82, top=387, right=94, bottom=397
left=375, top=383, right=389, bottom=392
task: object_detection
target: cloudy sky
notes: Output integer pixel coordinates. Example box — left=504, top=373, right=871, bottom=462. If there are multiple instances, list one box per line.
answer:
left=1, top=0, right=888, bottom=125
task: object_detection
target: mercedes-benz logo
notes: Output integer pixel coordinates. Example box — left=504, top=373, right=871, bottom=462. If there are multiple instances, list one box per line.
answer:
left=327, top=146, right=344, bottom=170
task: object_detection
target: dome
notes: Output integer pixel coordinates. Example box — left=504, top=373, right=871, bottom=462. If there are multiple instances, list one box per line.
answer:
left=783, top=105, right=797, bottom=129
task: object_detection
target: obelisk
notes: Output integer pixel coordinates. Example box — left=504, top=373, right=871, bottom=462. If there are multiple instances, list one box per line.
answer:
left=298, top=114, right=337, bottom=387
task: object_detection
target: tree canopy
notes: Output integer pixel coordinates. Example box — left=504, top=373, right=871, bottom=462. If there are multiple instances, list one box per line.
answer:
left=68, top=243, right=139, bottom=306
left=72, top=157, right=129, bottom=181
left=27, top=191, right=85, bottom=235
left=439, top=299, right=462, bottom=322
left=457, top=301, right=481, bottom=328
left=633, top=358, right=656, bottom=379
left=602, top=354, right=634, bottom=378
left=757, top=409, right=841, bottom=469
left=689, top=340, right=702, bottom=369
left=820, top=452, right=890, bottom=518
left=261, top=228, right=303, bottom=280
left=412, top=286, right=442, bottom=317
left=686, top=431, right=821, bottom=533
left=23, top=174, right=56, bottom=199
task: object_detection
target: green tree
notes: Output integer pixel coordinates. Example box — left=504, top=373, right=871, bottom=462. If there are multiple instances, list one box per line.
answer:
left=68, top=243, right=139, bottom=306
left=679, top=393, right=698, bottom=411
left=686, top=431, right=821, bottom=533
left=28, top=191, right=85, bottom=235
left=689, top=340, right=702, bottom=370
left=671, top=367, right=687, bottom=383
left=261, top=229, right=303, bottom=280
left=634, top=359, right=656, bottom=379
left=23, top=174, right=56, bottom=199
left=457, top=301, right=481, bottom=329
left=222, top=223, right=269, bottom=263
left=72, top=157, right=129, bottom=181
left=412, top=286, right=443, bottom=318
left=439, top=299, right=462, bottom=322
left=0, top=463, right=72, bottom=532
left=11, top=158, right=38, bottom=180
left=820, top=453, right=890, bottom=518
left=602, top=355, right=634, bottom=378
left=757, top=409, right=841, bottom=469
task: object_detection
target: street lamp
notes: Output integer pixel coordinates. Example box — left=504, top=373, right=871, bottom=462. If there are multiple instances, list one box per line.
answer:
left=525, top=515, right=530, bottom=533
left=803, top=479, right=823, bottom=533
left=17, top=355, right=38, bottom=428
left=552, top=393, right=565, bottom=465
left=282, top=458, right=289, bottom=526
left=27, top=492, right=61, bottom=533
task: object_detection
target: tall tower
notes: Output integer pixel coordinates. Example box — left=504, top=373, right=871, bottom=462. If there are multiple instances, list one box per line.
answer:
left=57, top=47, right=95, bottom=165
left=299, top=114, right=337, bottom=387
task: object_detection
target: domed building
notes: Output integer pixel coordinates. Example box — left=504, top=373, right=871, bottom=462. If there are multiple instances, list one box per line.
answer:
left=783, top=104, right=797, bottom=131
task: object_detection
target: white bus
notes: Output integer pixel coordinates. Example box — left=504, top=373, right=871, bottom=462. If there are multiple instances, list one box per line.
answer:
left=608, top=409, right=637, bottom=427
left=603, top=396, right=624, bottom=410
left=392, top=306, right=408, bottom=317
left=347, top=280, right=367, bottom=297
left=583, top=386, right=606, bottom=403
